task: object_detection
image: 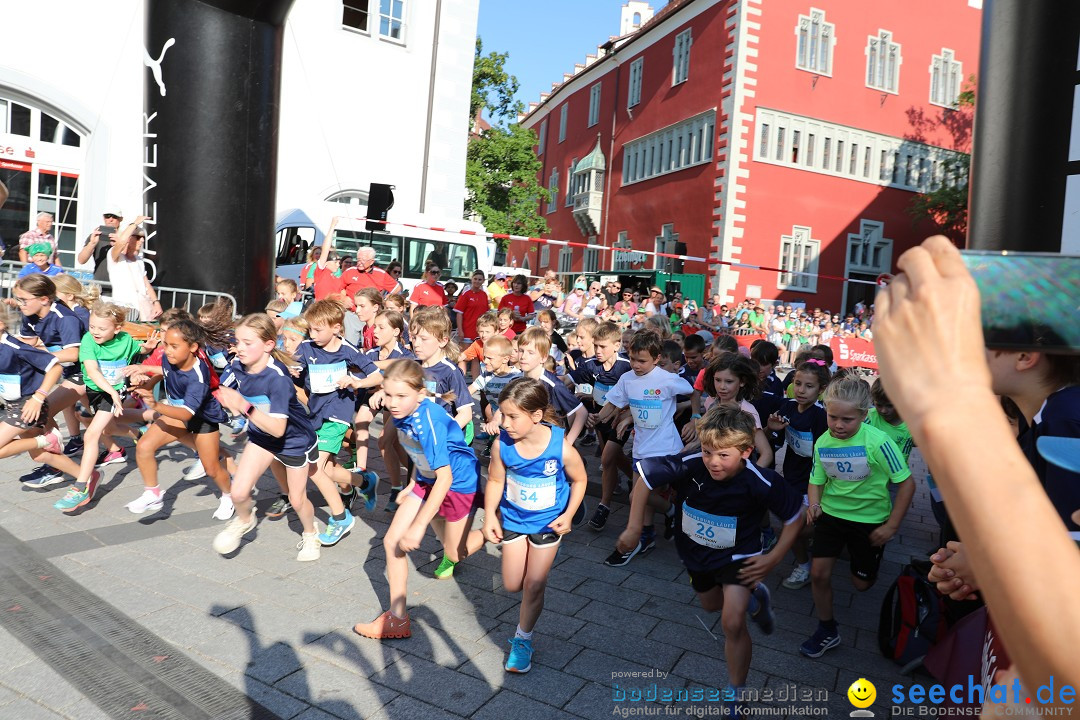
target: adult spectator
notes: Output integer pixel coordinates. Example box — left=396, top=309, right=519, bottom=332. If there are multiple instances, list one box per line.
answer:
left=487, top=272, right=508, bottom=309
left=530, top=271, right=564, bottom=312
left=498, top=273, right=535, bottom=334
left=108, top=218, right=162, bottom=320
left=19, top=212, right=58, bottom=265
left=643, top=286, right=666, bottom=317
left=409, top=261, right=446, bottom=309
left=614, top=287, right=638, bottom=318
left=581, top=280, right=606, bottom=318
left=342, top=246, right=400, bottom=298
left=76, top=206, right=124, bottom=280
left=560, top=281, right=586, bottom=318
left=313, top=216, right=349, bottom=302
left=453, top=270, right=491, bottom=342
left=602, top=279, right=622, bottom=308
left=18, top=243, right=65, bottom=278
left=748, top=304, right=766, bottom=334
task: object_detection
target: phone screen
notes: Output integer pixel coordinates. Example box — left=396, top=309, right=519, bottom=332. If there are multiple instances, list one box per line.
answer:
left=961, top=251, right=1080, bottom=353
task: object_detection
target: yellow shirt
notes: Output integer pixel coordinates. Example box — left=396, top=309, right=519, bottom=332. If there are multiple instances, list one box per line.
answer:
left=487, top=281, right=507, bottom=309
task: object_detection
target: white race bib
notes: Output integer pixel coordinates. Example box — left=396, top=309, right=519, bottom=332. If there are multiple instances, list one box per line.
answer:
left=681, top=504, right=737, bottom=550
left=818, top=446, right=871, bottom=481
left=575, top=383, right=594, bottom=397
left=629, top=397, right=662, bottom=429
left=424, top=379, right=438, bottom=396
left=209, top=351, right=227, bottom=369
left=309, top=361, right=347, bottom=394
left=0, top=374, right=21, bottom=402
left=786, top=427, right=814, bottom=458
left=593, top=382, right=613, bottom=405
left=99, top=359, right=128, bottom=387
left=506, top=470, right=557, bottom=512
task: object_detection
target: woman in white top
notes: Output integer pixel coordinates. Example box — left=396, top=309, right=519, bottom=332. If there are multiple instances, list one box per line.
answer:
left=580, top=281, right=606, bottom=318
left=107, top=217, right=162, bottom=320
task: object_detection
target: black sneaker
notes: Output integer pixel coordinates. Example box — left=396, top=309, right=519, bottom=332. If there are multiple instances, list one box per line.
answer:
left=761, top=527, right=778, bottom=554
left=604, top=540, right=642, bottom=567
left=265, top=495, right=292, bottom=519
left=385, top=486, right=403, bottom=513
left=748, top=584, right=775, bottom=635
left=572, top=498, right=589, bottom=527
left=639, top=531, right=657, bottom=555
left=339, top=488, right=355, bottom=511
left=63, top=436, right=84, bottom=456
left=664, top=510, right=676, bottom=539
left=579, top=432, right=596, bottom=446
left=799, top=624, right=840, bottom=658
left=21, top=465, right=66, bottom=489
left=588, top=504, right=610, bottom=531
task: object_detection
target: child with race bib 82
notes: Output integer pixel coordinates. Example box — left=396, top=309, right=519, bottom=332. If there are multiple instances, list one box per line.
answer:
left=483, top=377, right=587, bottom=673
left=800, top=376, right=912, bottom=659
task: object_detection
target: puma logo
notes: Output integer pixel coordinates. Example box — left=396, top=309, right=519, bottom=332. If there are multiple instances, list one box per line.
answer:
left=144, top=38, right=176, bottom=97
left=691, top=479, right=704, bottom=491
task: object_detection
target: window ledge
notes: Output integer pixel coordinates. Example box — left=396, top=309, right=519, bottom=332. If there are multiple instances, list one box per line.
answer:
left=342, top=25, right=371, bottom=37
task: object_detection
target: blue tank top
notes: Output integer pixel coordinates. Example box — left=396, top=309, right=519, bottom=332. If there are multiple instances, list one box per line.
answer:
left=497, top=425, right=570, bottom=534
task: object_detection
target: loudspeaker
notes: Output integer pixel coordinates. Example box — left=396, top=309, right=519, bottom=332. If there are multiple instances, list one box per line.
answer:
left=672, top=241, right=687, bottom=273
left=366, top=183, right=395, bottom=232
left=665, top=280, right=681, bottom=297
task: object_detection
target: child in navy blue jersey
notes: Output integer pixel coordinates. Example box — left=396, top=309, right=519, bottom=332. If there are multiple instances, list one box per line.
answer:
left=354, top=360, right=485, bottom=640
left=406, top=306, right=474, bottom=442
left=213, top=313, right=322, bottom=562
left=483, top=377, right=587, bottom=673
left=515, top=327, right=586, bottom=443
left=766, top=359, right=830, bottom=589
left=468, top=334, right=522, bottom=438
left=0, top=307, right=66, bottom=464
left=621, top=404, right=805, bottom=705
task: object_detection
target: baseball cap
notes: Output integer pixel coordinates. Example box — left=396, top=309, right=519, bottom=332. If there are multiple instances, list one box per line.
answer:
left=102, top=206, right=123, bottom=218
left=574, top=281, right=587, bottom=290
left=495, top=272, right=507, bottom=280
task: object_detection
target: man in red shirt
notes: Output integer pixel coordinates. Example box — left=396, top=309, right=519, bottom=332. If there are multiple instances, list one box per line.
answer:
left=341, top=246, right=401, bottom=299
left=409, top=261, right=447, bottom=308
left=453, top=270, right=491, bottom=342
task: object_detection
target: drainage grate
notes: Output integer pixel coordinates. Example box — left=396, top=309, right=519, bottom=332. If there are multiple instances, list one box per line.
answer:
left=0, top=525, right=281, bottom=719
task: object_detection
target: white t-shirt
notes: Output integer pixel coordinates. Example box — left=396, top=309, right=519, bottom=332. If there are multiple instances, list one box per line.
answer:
left=106, top=251, right=151, bottom=315
left=605, top=366, right=694, bottom=458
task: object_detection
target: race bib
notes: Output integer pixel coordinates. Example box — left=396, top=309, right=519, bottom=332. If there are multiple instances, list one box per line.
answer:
left=99, top=359, right=128, bottom=387
left=241, top=394, right=272, bottom=416
left=593, top=382, right=613, bottom=405
left=424, top=379, right=438, bottom=396
left=397, top=431, right=433, bottom=476
left=0, top=374, right=20, bottom=402
left=786, top=427, right=814, bottom=458
left=682, top=504, right=737, bottom=550
left=309, top=361, right=347, bottom=394
left=629, top=397, right=662, bottom=429
left=506, top=470, right=557, bottom=512
left=575, top=383, right=594, bottom=397
left=818, top=446, right=871, bottom=481
left=208, top=351, right=227, bottom=369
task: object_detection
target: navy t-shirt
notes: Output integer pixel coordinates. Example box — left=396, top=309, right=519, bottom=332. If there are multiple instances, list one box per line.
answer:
left=774, top=398, right=828, bottom=491
left=1022, top=385, right=1080, bottom=536
left=296, top=339, right=378, bottom=426
left=638, top=452, right=803, bottom=571
left=393, top=398, right=479, bottom=493
left=0, top=332, right=59, bottom=401
left=422, top=358, right=474, bottom=417
left=162, top=356, right=227, bottom=424
left=365, top=344, right=415, bottom=364
left=70, top=304, right=90, bottom=332
left=18, top=303, right=83, bottom=378
left=220, top=357, right=316, bottom=455
left=752, top=371, right=786, bottom=425
left=569, top=356, right=632, bottom=407
left=538, top=370, right=584, bottom=424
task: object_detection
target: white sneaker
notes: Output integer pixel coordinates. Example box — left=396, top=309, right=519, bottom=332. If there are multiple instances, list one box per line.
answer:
left=212, top=495, right=235, bottom=521
left=183, top=461, right=207, bottom=480
left=296, top=528, right=321, bottom=562
left=782, top=563, right=811, bottom=590
left=126, top=489, right=164, bottom=514
left=212, top=514, right=257, bottom=555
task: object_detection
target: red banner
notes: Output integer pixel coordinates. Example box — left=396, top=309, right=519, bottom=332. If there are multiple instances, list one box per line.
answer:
left=734, top=332, right=766, bottom=349
left=830, top=336, right=878, bottom=370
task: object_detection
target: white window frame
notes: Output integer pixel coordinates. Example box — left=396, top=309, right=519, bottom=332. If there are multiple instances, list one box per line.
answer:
left=566, top=158, right=577, bottom=206
left=929, top=48, right=963, bottom=108
left=342, top=0, right=370, bottom=34
left=865, top=30, right=901, bottom=93
left=673, top=29, right=692, bottom=85
left=558, top=247, right=573, bottom=274
left=795, top=8, right=834, bottom=76
left=621, top=109, right=715, bottom=185
left=537, top=118, right=547, bottom=155
left=546, top=168, right=559, bottom=214
left=540, top=245, right=550, bottom=268
left=558, top=104, right=568, bottom=143
left=777, top=226, right=820, bottom=293
left=588, top=83, right=602, bottom=127
left=613, top=231, right=633, bottom=271
left=846, top=220, right=893, bottom=275
left=378, top=0, right=406, bottom=44
left=583, top=245, right=599, bottom=273
left=654, top=223, right=678, bottom=271
left=628, top=57, right=644, bottom=108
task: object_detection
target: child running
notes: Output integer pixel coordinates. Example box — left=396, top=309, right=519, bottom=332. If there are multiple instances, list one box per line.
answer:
left=0, top=307, right=66, bottom=464
left=212, top=313, right=322, bottom=561
left=765, top=358, right=830, bottom=589
left=469, top=334, right=522, bottom=440
left=698, top=353, right=774, bottom=467
left=354, top=359, right=485, bottom=638
left=408, top=306, right=474, bottom=442
left=800, top=376, right=912, bottom=658
left=620, top=404, right=804, bottom=708
left=483, top=377, right=587, bottom=672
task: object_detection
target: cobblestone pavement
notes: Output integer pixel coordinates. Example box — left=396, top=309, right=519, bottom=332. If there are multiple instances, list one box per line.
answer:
left=0, top=413, right=942, bottom=719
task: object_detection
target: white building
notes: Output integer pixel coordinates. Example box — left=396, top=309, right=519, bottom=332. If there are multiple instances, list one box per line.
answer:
left=0, top=0, right=478, bottom=269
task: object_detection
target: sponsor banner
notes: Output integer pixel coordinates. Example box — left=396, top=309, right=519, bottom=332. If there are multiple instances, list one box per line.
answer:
left=830, top=336, right=878, bottom=370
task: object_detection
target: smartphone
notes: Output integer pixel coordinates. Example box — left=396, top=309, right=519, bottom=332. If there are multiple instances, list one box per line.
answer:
left=961, top=250, right=1080, bottom=353
left=98, top=224, right=114, bottom=239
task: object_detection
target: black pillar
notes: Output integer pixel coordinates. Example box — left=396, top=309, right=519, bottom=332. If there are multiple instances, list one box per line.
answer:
left=968, top=0, right=1080, bottom=252
left=143, top=0, right=294, bottom=313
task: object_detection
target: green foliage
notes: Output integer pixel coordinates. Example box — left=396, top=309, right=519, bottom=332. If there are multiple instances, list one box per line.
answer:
left=466, top=37, right=549, bottom=243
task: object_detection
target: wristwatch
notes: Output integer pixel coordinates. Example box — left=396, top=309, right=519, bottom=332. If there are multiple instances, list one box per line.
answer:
left=243, top=403, right=255, bottom=417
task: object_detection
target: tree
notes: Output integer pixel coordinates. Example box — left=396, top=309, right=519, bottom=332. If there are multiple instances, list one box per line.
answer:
left=465, top=38, right=549, bottom=243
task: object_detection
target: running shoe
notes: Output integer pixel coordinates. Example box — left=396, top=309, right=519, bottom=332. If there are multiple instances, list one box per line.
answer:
left=54, top=471, right=101, bottom=512
left=748, top=584, right=775, bottom=635
left=265, top=495, right=292, bottom=518
left=354, top=470, right=380, bottom=512
left=62, top=435, right=84, bottom=456
left=318, top=511, right=355, bottom=546
left=505, top=637, right=534, bottom=673
left=761, top=527, right=778, bottom=554
left=353, top=610, right=411, bottom=640
left=782, top=564, right=811, bottom=590
left=212, top=495, right=235, bottom=521
left=212, top=514, right=257, bottom=555
left=126, top=488, right=164, bottom=514
left=434, top=556, right=458, bottom=580
left=182, top=461, right=207, bottom=480
left=579, top=431, right=596, bottom=446
left=338, top=487, right=355, bottom=512
left=296, top=530, right=321, bottom=561
left=588, top=504, right=610, bottom=531
left=639, top=530, right=657, bottom=555
left=385, top=486, right=402, bottom=513
left=39, top=428, right=63, bottom=455
left=604, top=540, right=642, bottom=567
left=95, top=447, right=127, bottom=468
left=21, top=466, right=66, bottom=489
left=799, top=624, right=841, bottom=658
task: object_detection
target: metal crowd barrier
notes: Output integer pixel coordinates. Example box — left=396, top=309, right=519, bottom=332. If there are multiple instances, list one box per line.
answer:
left=0, top=261, right=238, bottom=322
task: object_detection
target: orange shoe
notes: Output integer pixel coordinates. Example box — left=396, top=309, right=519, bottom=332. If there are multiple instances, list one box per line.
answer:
left=353, top=610, right=411, bottom=639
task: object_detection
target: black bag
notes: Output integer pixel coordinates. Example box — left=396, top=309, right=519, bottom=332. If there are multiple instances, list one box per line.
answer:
left=878, top=559, right=950, bottom=673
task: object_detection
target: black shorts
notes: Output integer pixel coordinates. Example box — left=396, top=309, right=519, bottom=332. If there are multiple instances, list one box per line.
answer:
left=501, top=528, right=561, bottom=547
left=596, top=418, right=631, bottom=446
left=86, top=388, right=123, bottom=413
left=2, top=397, right=50, bottom=430
left=185, top=415, right=221, bottom=435
left=811, top=512, right=886, bottom=583
left=63, top=370, right=84, bottom=386
left=272, top=441, right=319, bottom=469
left=687, top=559, right=750, bottom=592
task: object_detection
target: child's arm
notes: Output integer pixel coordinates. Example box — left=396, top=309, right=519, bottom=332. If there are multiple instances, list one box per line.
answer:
left=453, top=404, right=473, bottom=431
left=869, top=477, right=914, bottom=546
left=20, top=363, right=64, bottom=425
left=482, top=441, right=506, bottom=544
left=806, top=482, right=824, bottom=525
left=595, top=401, right=619, bottom=424
left=133, top=389, right=196, bottom=422
left=215, top=386, right=288, bottom=437
left=399, top=463, right=453, bottom=551
left=753, top=428, right=773, bottom=467
left=564, top=407, right=586, bottom=445
left=550, top=442, right=587, bottom=535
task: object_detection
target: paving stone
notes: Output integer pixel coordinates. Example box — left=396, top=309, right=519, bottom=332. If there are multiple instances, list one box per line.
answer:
left=0, top=698, right=67, bottom=719
left=367, top=694, right=466, bottom=720
left=458, top=645, right=586, bottom=707
left=55, top=696, right=113, bottom=720
left=748, top=644, right=839, bottom=689
left=0, top=661, right=80, bottom=715
left=299, top=628, right=404, bottom=677
left=646, top=618, right=731, bottom=657
left=371, top=654, right=496, bottom=716
left=212, top=668, right=312, bottom=719
left=562, top=680, right=621, bottom=719
left=570, top=622, right=683, bottom=672
left=563, top=648, right=660, bottom=687
left=619, top=571, right=696, bottom=602
left=574, top=598, right=661, bottom=636
left=555, top=556, right=633, bottom=584
left=473, top=689, right=581, bottom=720
left=573, top=579, right=650, bottom=611
left=275, top=657, right=398, bottom=718
left=543, top=565, right=589, bottom=593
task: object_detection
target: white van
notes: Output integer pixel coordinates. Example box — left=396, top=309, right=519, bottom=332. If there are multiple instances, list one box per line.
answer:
left=274, top=203, right=495, bottom=294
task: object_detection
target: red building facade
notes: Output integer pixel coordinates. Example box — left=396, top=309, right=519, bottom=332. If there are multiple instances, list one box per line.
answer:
left=514, top=0, right=981, bottom=312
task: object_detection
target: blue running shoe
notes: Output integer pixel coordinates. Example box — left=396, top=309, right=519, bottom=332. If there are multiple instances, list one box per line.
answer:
left=799, top=623, right=840, bottom=658
left=354, top=470, right=380, bottom=512
left=505, top=636, right=533, bottom=673
left=318, top=511, right=355, bottom=546
left=748, top=584, right=775, bottom=635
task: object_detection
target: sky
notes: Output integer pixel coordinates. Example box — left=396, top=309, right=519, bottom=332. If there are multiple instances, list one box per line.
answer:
left=476, top=0, right=669, bottom=120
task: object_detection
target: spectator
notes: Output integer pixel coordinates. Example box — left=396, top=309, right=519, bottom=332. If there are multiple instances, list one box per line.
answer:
left=453, top=270, right=491, bottom=343
left=614, top=287, right=638, bottom=318
left=342, top=246, right=401, bottom=298
left=560, top=281, right=586, bottom=319
left=581, top=281, right=607, bottom=318
left=76, top=206, right=124, bottom=280
left=409, top=261, right=447, bottom=309
left=299, top=246, right=321, bottom=291
left=107, top=218, right=162, bottom=320
left=487, top=271, right=508, bottom=309
left=643, top=286, right=666, bottom=317
left=18, top=243, right=65, bottom=278
left=313, top=217, right=348, bottom=302
left=19, top=212, right=58, bottom=265
left=602, top=279, right=622, bottom=308
left=498, top=273, right=535, bottom=334
left=531, top=271, right=564, bottom=312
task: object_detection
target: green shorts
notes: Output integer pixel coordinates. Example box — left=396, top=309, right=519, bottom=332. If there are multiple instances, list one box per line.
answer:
left=316, top=420, right=349, bottom=454
left=464, top=421, right=474, bottom=445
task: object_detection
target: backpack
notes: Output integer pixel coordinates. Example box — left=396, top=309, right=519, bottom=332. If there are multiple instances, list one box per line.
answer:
left=878, top=559, right=950, bottom=673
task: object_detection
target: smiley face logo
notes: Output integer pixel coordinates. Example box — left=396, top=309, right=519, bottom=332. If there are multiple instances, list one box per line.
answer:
left=847, top=678, right=876, bottom=709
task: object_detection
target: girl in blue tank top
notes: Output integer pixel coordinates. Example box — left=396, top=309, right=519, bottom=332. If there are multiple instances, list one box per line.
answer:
left=483, top=377, right=588, bottom=674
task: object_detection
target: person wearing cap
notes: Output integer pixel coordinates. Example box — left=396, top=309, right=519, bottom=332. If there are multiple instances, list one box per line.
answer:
left=643, top=286, right=666, bottom=318
left=19, top=212, right=58, bottom=265
left=17, top=242, right=65, bottom=278
left=313, top=216, right=348, bottom=302
left=76, top=206, right=125, bottom=281
left=560, top=280, right=587, bottom=318
left=487, top=272, right=509, bottom=309
left=108, top=216, right=162, bottom=320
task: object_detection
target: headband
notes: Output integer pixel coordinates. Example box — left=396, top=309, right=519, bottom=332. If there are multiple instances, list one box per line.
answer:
left=804, top=359, right=827, bottom=367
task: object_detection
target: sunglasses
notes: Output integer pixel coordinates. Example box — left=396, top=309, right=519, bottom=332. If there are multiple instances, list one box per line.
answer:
left=428, top=269, right=442, bottom=275
left=390, top=269, right=401, bottom=275
left=103, top=214, right=121, bottom=220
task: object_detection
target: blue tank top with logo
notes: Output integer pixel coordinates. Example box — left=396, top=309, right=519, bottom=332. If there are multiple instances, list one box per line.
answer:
left=497, top=425, right=569, bottom=534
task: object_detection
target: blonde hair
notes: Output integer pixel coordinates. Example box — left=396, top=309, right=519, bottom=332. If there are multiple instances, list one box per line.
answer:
left=90, top=301, right=127, bottom=328
left=822, top=376, right=872, bottom=413
left=53, top=274, right=100, bottom=309
left=373, top=309, right=405, bottom=343
left=283, top=315, right=309, bottom=337
left=482, top=334, right=513, bottom=356
left=644, top=315, right=672, bottom=339
left=264, top=299, right=288, bottom=314
left=303, top=298, right=346, bottom=328
left=385, top=293, right=407, bottom=311
left=353, top=287, right=384, bottom=309
left=235, top=313, right=295, bottom=366
left=411, top=305, right=460, bottom=362
left=591, top=321, right=622, bottom=344
left=517, top=326, right=551, bottom=357
left=576, top=317, right=600, bottom=338
left=382, top=358, right=425, bottom=391
left=476, top=310, right=498, bottom=329
left=696, top=403, right=755, bottom=452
